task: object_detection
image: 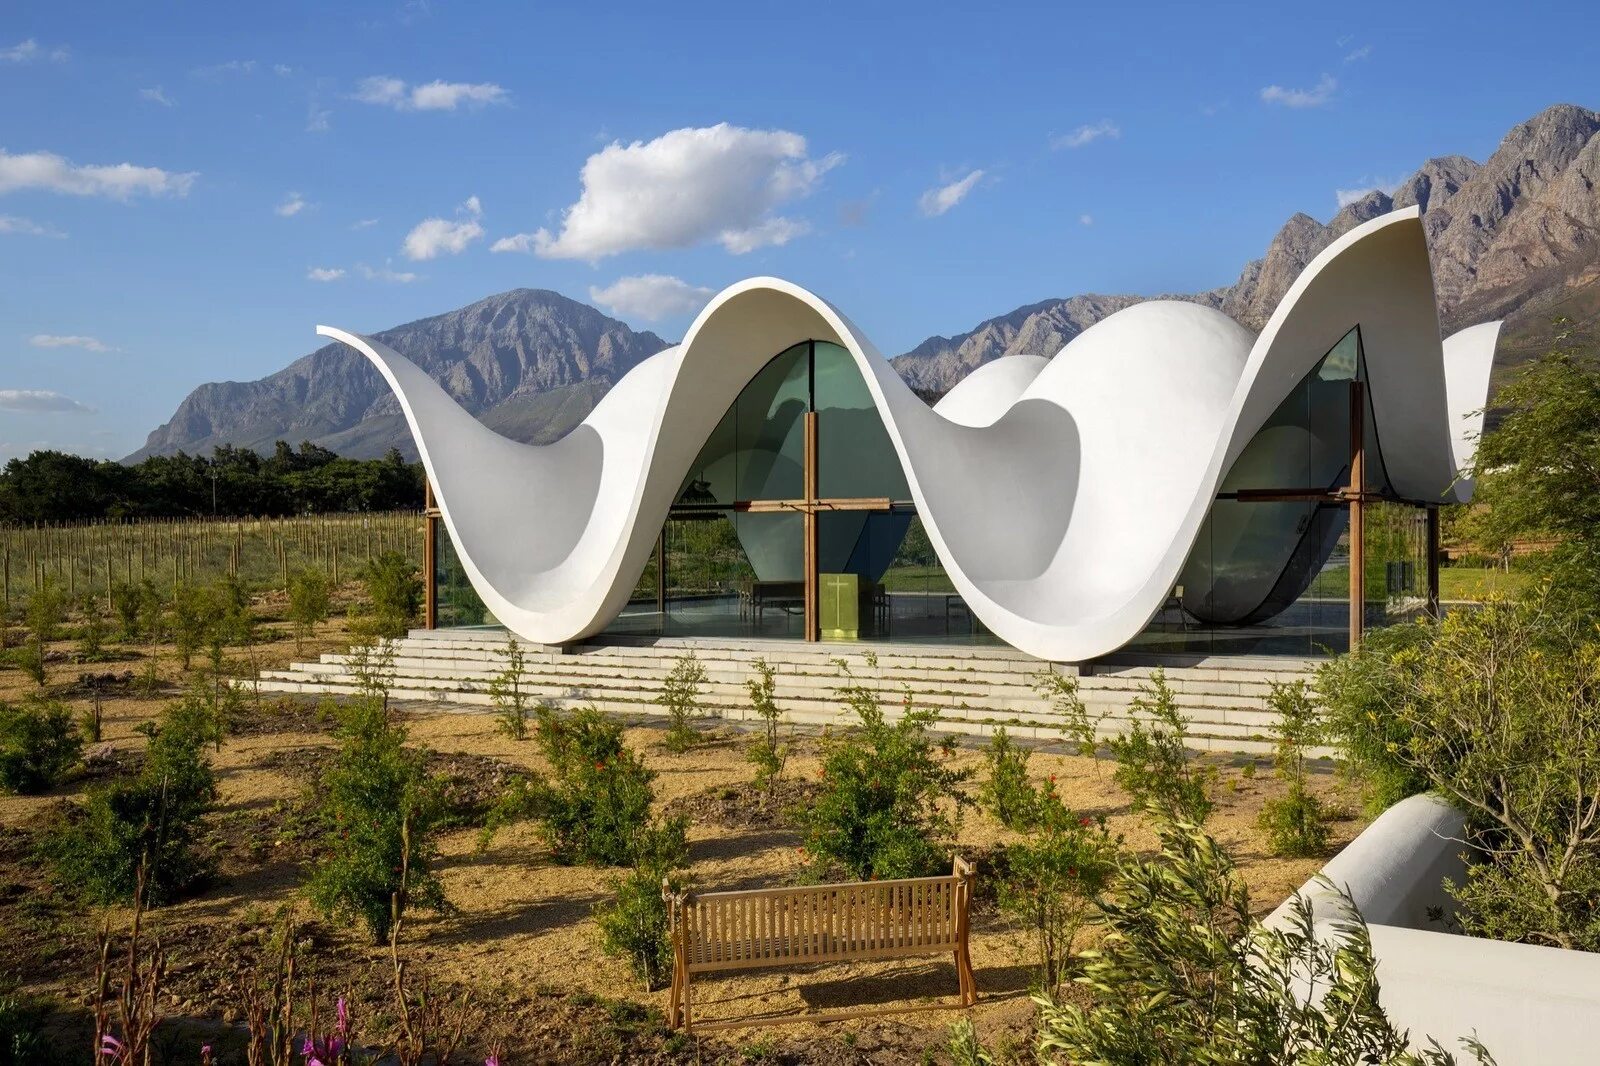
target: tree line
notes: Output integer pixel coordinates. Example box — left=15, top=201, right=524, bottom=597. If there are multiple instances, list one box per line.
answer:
left=0, top=442, right=424, bottom=525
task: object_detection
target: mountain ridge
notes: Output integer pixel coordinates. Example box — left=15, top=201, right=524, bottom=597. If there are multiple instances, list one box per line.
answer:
left=135, top=104, right=1600, bottom=459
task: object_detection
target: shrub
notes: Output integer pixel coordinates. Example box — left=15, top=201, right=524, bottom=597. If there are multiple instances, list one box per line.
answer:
left=287, top=567, right=331, bottom=651
left=110, top=582, right=143, bottom=642
left=490, top=705, right=688, bottom=869
left=801, top=665, right=970, bottom=880
left=745, top=657, right=786, bottom=799
left=1033, top=668, right=1104, bottom=762
left=19, top=580, right=64, bottom=687
left=1257, top=679, right=1330, bottom=858
left=1108, top=669, right=1212, bottom=823
left=488, top=637, right=535, bottom=741
left=42, top=698, right=216, bottom=904
left=305, top=691, right=447, bottom=944
left=1350, top=596, right=1600, bottom=952
left=655, top=650, right=707, bottom=752
left=979, top=726, right=1036, bottom=831
left=997, top=782, right=1118, bottom=1001
left=167, top=582, right=216, bottom=671
left=76, top=594, right=110, bottom=661
left=596, top=856, right=685, bottom=991
left=0, top=697, right=82, bottom=794
left=1031, top=815, right=1493, bottom=1065
left=1316, top=622, right=1434, bottom=814
left=357, top=551, right=423, bottom=639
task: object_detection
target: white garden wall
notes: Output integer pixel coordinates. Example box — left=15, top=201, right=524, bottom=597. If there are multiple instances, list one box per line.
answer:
left=1269, top=793, right=1600, bottom=1064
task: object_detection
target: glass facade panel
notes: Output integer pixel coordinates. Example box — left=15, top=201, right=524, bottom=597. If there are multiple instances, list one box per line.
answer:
left=1364, top=500, right=1430, bottom=629
left=815, top=341, right=910, bottom=501
left=434, top=523, right=496, bottom=628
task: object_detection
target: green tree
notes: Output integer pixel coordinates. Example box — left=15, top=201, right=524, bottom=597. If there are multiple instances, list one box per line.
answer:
left=488, top=637, right=535, bottom=741
left=1351, top=595, right=1600, bottom=952
left=1316, top=623, right=1435, bottom=815
left=1466, top=323, right=1600, bottom=624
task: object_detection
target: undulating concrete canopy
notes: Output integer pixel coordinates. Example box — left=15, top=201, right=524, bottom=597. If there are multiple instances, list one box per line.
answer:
left=318, top=207, right=1498, bottom=662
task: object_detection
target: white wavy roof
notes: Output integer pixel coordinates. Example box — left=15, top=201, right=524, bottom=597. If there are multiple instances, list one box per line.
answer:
left=319, top=207, right=1498, bottom=662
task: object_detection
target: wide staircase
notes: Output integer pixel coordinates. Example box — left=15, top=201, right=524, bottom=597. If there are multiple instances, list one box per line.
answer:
left=253, top=629, right=1327, bottom=757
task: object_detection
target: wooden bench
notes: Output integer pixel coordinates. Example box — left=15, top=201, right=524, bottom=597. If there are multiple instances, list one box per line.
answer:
left=662, top=858, right=976, bottom=1033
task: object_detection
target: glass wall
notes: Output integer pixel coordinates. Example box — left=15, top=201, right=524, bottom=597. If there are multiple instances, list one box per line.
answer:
left=433, top=524, right=496, bottom=629
left=433, top=325, right=1435, bottom=659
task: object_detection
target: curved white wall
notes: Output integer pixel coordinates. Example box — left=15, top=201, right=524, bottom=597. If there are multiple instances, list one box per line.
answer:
left=1269, top=794, right=1600, bottom=1064
left=320, top=207, right=1498, bottom=661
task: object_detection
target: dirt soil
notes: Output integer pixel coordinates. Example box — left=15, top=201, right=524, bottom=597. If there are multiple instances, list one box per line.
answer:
left=0, top=600, right=1367, bottom=1064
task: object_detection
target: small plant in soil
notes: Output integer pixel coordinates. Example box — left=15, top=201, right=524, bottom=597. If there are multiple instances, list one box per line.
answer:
left=1033, top=668, right=1105, bottom=763
left=596, top=839, right=688, bottom=991
left=745, top=656, right=786, bottom=800
left=0, top=695, right=82, bottom=794
left=980, top=725, right=1036, bottom=831
left=997, top=780, right=1119, bottom=1002
left=489, top=636, right=535, bottom=741
left=1108, top=668, right=1213, bottom=823
left=656, top=650, right=707, bottom=752
left=1256, top=679, right=1329, bottom=858
left=801, top=663, right=971, bottom=880
left=486, top=705, right=687, bottom=869
left=42, top=696, right=216, bottom=904
left=357, top=550, right=424, bottom=639
left=306, top=688, right=447, bottom=944
left=287, top=566, right=332, bottom=651
left=76, top=592, right=111, bottom=661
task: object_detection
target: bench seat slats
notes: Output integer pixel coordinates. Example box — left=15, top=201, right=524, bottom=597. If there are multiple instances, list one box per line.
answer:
left=665, top=858, right=977, bottom=1031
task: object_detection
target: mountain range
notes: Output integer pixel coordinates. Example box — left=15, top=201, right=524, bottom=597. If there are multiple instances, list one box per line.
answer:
left=133, top=103, right=1600, bottom=461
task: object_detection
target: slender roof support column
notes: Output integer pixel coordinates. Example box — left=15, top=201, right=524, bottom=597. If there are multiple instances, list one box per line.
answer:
left=1348, top=381, right=1366, bottom=653
left=422, top=477, right=438, bottom=630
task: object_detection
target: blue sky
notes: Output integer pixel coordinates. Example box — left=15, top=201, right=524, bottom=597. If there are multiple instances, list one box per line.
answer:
left=2, top=0, right=1596, bottom=463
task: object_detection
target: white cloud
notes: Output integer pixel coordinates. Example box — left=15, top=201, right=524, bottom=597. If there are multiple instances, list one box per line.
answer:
left=307, top=267, right=346, bottom=282
left=1260, top=73, right=1337, bottom=108
left=918, top=170, right=984, bottom=217
left=1050, top=120, right=1121, bottom=150
left=0, top=215, right=65, bottom=238
left=275, top=192, right=308, bottom=217
left=306, top=104, right=332, bottom=133
left=1344, top=45, right=1372, bottom=62
left=351, top=218, right=379, bottom=229
left=273, top=63, right=294, bottom=77
left=1079, top=214, right=1094, bottom=226
left=0, top=389, right=94, bottom=413
left=589, top=274, right=715, bottom=321
left=358, top=263, right=419, bottom=283
left=0, top=148, right=196, bottom=200
left=49, top=46, right=69, bottom=62
left=0, top=40, right=37, bottom=62
left=30, top=334, right=111, bottom=352
left=1335, top=176, right=1404, bottom=208
left=354, top=76, right=508, bottom=112
left=139, top=86, right=175, bottom=107
left=402, top=196, right=483, bottom=259
left=507, top=123, right=842, bottom=260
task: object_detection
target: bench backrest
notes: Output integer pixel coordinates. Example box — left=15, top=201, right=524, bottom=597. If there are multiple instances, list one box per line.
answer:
left=667, top=858, right=974, bottom=974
